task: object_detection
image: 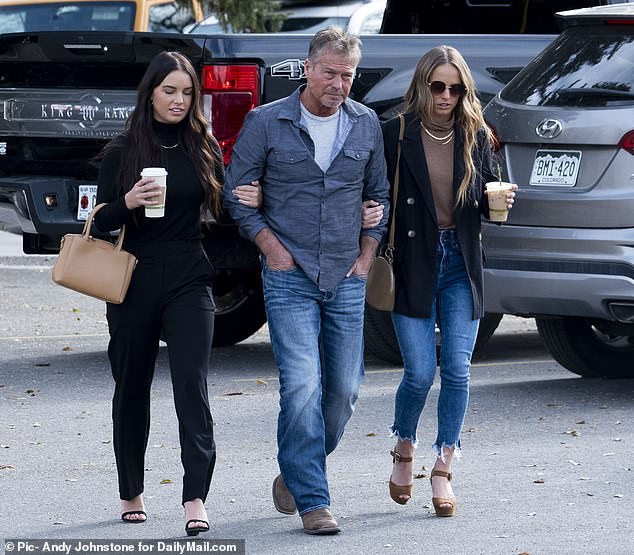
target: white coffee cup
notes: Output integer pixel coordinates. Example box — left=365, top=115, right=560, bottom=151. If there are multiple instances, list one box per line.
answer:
left=141, top=167, right=168, bottom=218
left=485, top=181, right=514, bottom=222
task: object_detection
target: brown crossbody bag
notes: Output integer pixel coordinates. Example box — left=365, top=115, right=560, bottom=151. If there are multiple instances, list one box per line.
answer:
left=365, top=114, right=404, bottom=312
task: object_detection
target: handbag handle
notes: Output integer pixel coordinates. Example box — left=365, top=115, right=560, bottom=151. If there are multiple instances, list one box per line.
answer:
left=82, top=203, right=126, bottom=251
left=385, top=114, right=405, bottom=262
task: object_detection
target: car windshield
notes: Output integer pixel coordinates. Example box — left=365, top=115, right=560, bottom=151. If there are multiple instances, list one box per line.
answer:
left=0, top=2, right=136, bottom=32
left=500, top=25, right=634, bottom=107
left=279, top=16, right=348, bottom=33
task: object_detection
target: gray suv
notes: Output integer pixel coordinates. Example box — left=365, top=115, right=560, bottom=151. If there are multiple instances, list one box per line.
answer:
left=483, top=4, right=634, bottom=379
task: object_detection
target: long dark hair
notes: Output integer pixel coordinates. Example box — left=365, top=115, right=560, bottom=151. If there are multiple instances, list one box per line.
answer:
left=101, top=51, right=223, bottom=217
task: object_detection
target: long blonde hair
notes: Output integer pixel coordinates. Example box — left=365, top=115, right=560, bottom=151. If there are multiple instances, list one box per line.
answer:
left=404, top=45, right=494, bottom=206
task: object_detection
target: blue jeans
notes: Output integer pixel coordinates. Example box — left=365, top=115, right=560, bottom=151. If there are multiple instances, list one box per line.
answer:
left=262, top=264, right=366, bottom=514
left=390, top=229, right=479, bottom=458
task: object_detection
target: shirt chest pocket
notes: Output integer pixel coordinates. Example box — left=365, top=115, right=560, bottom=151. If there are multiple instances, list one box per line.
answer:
left=342, top=148, right=371, bottom=175
left=343, top=148, right=371, bottom=162
left=274, top=150, right=310, bottom=165
left=270, top=150, right=312, bottom=182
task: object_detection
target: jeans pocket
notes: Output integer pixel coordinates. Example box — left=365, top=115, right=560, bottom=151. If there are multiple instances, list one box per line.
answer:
left=262, top=256, right=298, bottom=273
left=348, top=272, right=367, bottom=283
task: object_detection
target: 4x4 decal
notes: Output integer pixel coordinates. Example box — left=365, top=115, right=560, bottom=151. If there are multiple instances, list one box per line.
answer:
left=271, top=59, right=305, bottom=80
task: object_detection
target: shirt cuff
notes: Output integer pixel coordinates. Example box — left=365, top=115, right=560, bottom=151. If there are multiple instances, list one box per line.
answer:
left=360, top=228, right=385, bottom=243
left=246, top=221, right=269, bottom=243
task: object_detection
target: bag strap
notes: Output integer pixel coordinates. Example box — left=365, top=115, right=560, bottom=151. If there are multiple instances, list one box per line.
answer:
left=385, top=114, right=405, bottom=260
left=82, top=202, right=126, bottom=252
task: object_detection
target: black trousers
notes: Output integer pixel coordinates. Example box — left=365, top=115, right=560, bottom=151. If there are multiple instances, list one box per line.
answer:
left=106, top=240, right=216, bottom=504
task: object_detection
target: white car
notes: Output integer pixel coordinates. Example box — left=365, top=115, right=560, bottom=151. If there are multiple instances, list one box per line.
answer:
left=186, top=1, right=386, bottom=35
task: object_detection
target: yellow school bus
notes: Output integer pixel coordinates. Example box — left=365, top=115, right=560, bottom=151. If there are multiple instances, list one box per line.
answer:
left=0, top=0, right=204, bottom=33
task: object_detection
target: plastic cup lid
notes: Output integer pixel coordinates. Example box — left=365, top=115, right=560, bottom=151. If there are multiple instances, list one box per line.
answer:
left=141, top=167, right=168, bottom=177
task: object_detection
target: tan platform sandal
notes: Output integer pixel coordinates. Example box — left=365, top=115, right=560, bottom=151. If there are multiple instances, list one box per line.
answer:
left=430, top=469, right=457, bottom=517
left=389, top=450, right=414, bottom=505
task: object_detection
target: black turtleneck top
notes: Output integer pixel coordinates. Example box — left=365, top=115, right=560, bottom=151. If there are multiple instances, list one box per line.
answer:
left=95, top=120, right=216, bottom=249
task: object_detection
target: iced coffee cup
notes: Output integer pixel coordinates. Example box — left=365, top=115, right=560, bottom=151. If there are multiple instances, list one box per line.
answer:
left=141, top=167, right=167, bottom=218
left=485, top=181, right=514, bottom=222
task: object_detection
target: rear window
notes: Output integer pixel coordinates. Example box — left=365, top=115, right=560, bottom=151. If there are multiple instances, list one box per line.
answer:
left=147, top=2, right=197, bottom=32
left=381, top=0, right=607, bottom=34
left=0, top=2, right=136, bottom=32
left=500, top=25, right=634, bottom=107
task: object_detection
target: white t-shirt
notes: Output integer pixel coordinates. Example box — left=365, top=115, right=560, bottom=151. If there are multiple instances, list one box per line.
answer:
left=300, top=103, right=341, bottom=173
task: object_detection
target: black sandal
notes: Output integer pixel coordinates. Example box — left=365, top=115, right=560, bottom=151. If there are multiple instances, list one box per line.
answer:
left=185, top=519, right=210, bottom=537
left=121, top=510, right=147, bottom=523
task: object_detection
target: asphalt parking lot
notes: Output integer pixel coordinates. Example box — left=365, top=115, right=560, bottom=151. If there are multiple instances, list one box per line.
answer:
left=0, top=240, right=632, bottom=555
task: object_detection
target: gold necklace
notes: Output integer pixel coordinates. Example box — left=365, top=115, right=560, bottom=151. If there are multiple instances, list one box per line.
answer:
left=422, top=125, right=454, bottom=145
left=159, top=142, right=179, bottom=149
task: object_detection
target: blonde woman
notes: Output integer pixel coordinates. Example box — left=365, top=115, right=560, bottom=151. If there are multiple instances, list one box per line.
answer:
left=377, top=46, right=515, bottom=516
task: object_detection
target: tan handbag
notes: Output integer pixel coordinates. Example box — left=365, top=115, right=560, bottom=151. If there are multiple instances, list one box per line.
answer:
left=366, top=114, right=405, bottom=312
left=52, top=203, right=137, bottom=304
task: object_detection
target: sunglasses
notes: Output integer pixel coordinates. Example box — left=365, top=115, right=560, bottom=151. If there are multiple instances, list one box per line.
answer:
left=427, top=81, right=467, bottom=98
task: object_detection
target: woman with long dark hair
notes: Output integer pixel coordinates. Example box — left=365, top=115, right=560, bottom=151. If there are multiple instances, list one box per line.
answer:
left=95, top=50, right=223, bottom=535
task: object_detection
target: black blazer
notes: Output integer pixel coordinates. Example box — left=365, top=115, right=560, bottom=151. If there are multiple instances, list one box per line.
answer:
left=381, top=112, right=497, bottom=320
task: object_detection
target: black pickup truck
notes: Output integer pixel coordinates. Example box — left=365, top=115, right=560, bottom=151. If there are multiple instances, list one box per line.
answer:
left=0, top=28, right=555, bottom=352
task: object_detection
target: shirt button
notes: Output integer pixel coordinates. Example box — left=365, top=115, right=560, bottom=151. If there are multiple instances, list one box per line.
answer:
left=356, top=153, right=360, bottom=159
left=477, top=232, right=482, bottom=241
left=474, top=200, right=479, bottom=208
left=407, top=197, right=415, bottom=205
left=407, top=230, right=416, bottom=238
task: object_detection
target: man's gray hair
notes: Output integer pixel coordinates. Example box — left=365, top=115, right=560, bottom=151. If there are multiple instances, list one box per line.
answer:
left=308, top=26, right=362, bottom=65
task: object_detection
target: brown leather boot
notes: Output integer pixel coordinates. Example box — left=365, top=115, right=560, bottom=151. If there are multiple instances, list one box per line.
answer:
left=301, top=508, right=341, bottom=535
left=272, top=474, right=297, bottom=515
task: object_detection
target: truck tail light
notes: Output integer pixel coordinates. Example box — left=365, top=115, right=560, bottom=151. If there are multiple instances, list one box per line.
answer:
left=618, top=130, right=634, bottom=156
left=201, top=64, right=260, bottom=165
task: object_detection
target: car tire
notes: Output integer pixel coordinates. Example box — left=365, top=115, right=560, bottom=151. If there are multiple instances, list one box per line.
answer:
left=363, top=304, right=402, bottom=365
left=536, top=317, right=634, bottom=379
left=475, top=313, right=503, bottom=349
left=211, top=269, right=267, bottom=347
left=363, top=307, right=502, bottom=366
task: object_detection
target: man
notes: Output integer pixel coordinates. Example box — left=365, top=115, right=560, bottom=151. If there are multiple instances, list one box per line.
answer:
left=222, top=26, right=389, bottom=535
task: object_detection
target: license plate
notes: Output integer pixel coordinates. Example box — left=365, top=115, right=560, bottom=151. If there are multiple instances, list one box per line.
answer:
left=77, top=185, right=98, bottom=220
left=529, top=150, right=582, bottom=187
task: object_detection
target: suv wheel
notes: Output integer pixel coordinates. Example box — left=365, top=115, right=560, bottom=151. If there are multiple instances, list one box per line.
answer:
left=536, top=317, right=634, bottom=379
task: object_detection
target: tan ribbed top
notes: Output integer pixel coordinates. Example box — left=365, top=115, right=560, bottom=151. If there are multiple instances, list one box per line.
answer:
left=421, top=121, right=455, bottom=229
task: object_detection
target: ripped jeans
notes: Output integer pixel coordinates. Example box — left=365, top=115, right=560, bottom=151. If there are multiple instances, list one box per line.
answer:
left=390, top=230, right=479, bottom=458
